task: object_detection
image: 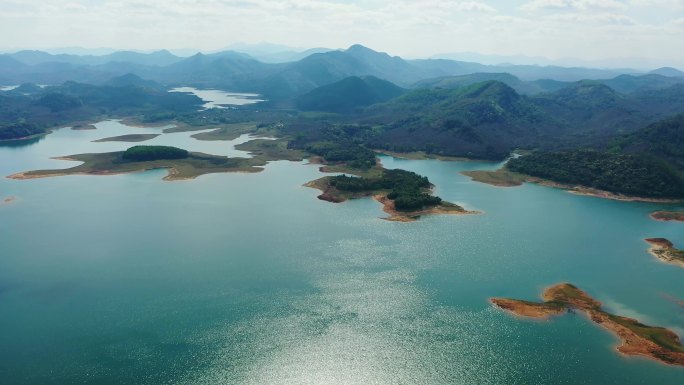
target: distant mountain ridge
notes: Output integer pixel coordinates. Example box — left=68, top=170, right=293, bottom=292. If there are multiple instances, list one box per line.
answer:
left=2, top=45, right=679, bottom=101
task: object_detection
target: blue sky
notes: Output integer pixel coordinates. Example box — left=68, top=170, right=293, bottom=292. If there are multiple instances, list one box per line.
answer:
left=1, top=0, right=683, bottom=67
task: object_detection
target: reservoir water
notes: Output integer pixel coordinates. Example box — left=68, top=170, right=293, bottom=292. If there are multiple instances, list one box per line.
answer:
left=0, top=121, right=683, bottom=384
left=169, top=87, right=264, bottom=109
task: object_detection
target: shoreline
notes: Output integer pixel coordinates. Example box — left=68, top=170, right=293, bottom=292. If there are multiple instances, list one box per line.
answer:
left=374, top=150, right=497, bottom=163
left=0, top=131, right=52, bottom=143
left=463, top=168, right=683, bottom=203
left=491, top=283, right=684, bottom=366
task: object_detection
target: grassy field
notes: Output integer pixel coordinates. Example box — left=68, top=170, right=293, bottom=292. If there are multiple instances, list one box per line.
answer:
left=462, top=169, right=529, bottom=187
left=235, top=139, right=307, bottom=162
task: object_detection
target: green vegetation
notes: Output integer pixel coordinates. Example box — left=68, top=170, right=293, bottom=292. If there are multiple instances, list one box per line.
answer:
left=122, top=146, right=189, bottom=161
left=363, top=81, right=546, bottom=160
left=0, top=81, right=203, bottom=141
left=235, top=139, right=307, bottom=162
left=296, top=76, right=404, bottom=113
left=507, top=150, right=684, bottom=199
left=0, top=121, right=47, bottom=140
left=615, top=114, right=684, bottom=170
left=329, top=169, right=441, bottom=211
left=305, top=141, right=377, bottom=169
left=93, top=134, right=159, bottom=143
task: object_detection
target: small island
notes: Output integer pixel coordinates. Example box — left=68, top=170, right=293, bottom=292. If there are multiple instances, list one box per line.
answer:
left=7, top=145, right=264, bottom=181
left=650, top=211, right=684, bottom=222
left=306, top=169, right=477, bottom=221
left=645, top=238, right=684, bottom=268
left=93, top=134, right=160, bottom=143
left=7, top=142, right=307, bottom=181
left=491, top=283, right=684, bottom=366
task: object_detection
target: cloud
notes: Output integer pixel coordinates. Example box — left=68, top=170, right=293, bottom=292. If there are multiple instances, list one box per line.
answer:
left=0, top=0, right=683, bottom=68
left=521, top=0, right=626, bottom=12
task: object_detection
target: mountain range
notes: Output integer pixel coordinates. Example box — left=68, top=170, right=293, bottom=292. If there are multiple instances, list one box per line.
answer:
left=3, top=45, right=681, bottom=101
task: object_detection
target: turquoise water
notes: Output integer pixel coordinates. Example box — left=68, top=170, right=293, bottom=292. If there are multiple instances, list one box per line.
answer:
left=0, top=121, right=683, bottom=384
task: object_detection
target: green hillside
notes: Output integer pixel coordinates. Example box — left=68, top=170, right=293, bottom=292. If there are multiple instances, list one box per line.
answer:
left=296, top=76, right=404, bottom=113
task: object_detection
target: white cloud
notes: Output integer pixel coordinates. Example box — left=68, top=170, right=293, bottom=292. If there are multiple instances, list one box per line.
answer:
left=521, top=0, right=626, bottom=12
left=0, top=0, right=683, bottom=67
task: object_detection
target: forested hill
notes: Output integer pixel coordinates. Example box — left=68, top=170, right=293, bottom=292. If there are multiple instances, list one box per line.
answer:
left=0, top=81, right=202, bottom=140
left=615, top=114, right=684, bottom=170
left=347, top=79, right=684, bottom=160
left=360, top=81, right=553, bottom=159
left=296, top=76, right=405, bottom=113
left=507, top=150, right=684, bottom=199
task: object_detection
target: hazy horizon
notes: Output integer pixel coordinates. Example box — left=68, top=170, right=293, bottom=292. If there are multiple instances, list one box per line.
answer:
left=1, top=1, right=684, bottom=69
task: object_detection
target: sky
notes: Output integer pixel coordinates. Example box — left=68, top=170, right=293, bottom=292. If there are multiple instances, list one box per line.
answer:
left=1, top=0, right=684, bottom=68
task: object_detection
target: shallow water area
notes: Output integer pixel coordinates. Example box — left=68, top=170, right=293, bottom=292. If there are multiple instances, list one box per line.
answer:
left=0, top=124, right=683, bottom=384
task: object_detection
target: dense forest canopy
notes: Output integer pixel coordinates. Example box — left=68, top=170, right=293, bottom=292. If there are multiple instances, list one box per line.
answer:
left=122, top=146, right=189, bottom=161
left=330, top=169, right=442, bottom=210
left=507, top=150, right=684, bottom=198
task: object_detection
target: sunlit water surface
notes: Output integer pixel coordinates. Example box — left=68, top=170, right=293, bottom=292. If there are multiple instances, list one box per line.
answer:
left=0, top=121, right=683, bottom=384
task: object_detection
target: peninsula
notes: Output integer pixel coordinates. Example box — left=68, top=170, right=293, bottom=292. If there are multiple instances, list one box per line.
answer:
left=645, top=238, right=684, bottom=268
left=491, top=283, right=684, bottom=366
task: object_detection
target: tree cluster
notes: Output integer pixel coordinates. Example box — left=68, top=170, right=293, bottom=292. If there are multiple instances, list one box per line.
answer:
left=330, top=169, right=442, bottom=211
left=122, top=145, right=189, bottom=161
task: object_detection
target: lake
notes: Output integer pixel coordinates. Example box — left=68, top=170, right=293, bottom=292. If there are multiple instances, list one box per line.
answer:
left=170, top=87, right=264, bottom=109
left=0, top=120, right=683, bottom=384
